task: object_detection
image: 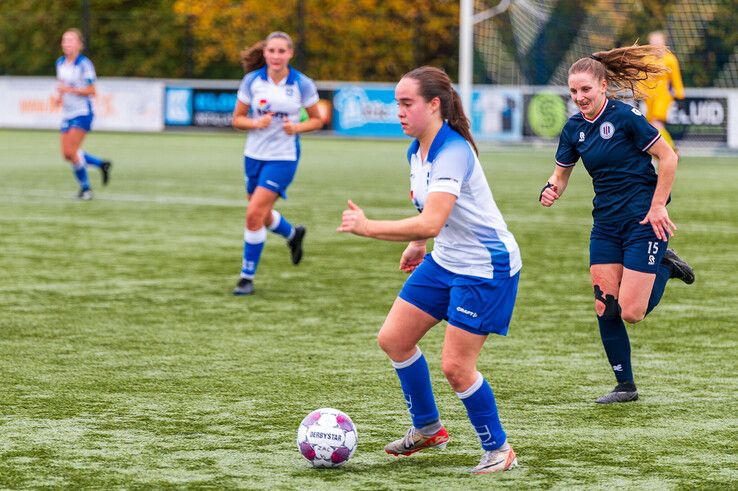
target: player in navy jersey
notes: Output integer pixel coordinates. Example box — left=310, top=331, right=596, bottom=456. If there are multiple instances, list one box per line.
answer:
left=231, top=32, right=323, bottom=295
left=338, top=67, right=520, bottom=474
left=540, top=45, right=695, bottom=404
left=52, top=28, right=111, bottom=200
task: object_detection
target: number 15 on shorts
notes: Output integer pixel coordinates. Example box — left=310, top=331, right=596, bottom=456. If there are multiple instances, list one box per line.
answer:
left=647, top=241, right=660, bottom=266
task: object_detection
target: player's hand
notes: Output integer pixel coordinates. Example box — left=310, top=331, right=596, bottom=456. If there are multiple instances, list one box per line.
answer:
left=254, top=113, right=273, bottom=129
left=640, top=205, right=676, bottom=241
left=282, top=116, right=298, bottom=135
left=539, top=182, right=559, bottom=207
left=337, top=200, right=369, bottom=236
left=399, top=241, right=426, bottom=273
left=50, top=94, right=62, bottom=108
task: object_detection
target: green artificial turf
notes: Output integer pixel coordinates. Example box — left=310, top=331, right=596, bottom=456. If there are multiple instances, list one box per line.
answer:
left=1, top=129, right=736, bottom=489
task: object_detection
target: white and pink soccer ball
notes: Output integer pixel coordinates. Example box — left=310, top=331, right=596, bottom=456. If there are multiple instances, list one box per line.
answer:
left=297, top=408, right=357, bottom=467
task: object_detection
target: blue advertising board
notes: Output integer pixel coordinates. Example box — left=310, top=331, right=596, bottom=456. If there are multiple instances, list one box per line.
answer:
left=164, top=87, right=193, bottom=126
left=332, top=86, right=404, bottom=137
left=471, top=88, right=523, bottom=142
left=333, top=84, right=523, bottom=141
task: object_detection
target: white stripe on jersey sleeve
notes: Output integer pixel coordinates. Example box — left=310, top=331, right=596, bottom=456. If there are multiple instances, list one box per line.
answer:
left=641, top=133, right=661, bottom=152
left=555, top=160, right=577, bottom=167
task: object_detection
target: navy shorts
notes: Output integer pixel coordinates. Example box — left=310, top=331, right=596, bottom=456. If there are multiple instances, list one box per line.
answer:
left=590, top=218, right=668, bottom=274
left=244, top=157, right=298, bottom=199
left=61, top=114, right=93, bottom=133
left=398, top=254, right=520, bottom=336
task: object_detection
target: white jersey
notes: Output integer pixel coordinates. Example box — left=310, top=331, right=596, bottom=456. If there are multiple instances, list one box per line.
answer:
left=408, top=123, right=522, bottom=279
left=55, top=55, right=96, bottom=119
left=237, top=66, right=319, bottom=161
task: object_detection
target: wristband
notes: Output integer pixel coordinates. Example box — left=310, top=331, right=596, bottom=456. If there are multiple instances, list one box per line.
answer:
left=539, top=182, right=554, bottom=202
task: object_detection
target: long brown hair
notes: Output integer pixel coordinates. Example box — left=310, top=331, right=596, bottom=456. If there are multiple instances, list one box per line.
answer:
left=570, top=44, right=669, bottom=100
left=240, top=31, right=294, bottom=74
left=402, top=66, right=478, bottom=155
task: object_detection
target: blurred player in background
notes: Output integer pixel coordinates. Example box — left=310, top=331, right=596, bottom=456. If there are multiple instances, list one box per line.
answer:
left=643, top=31, right=685, bottom=150
left=231, top=31, right=323, bottom=296
left=339, top=66, right=521, bottom=474
left=52, top=28, right=111, bottom=200
left=540, top=45, right=694, bottom=404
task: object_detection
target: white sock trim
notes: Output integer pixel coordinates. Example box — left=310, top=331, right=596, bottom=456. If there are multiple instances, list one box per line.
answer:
left=244, top=227, right=267, bottom=244
left=390, top=347, right=422, bottom=369
left=455, top=371, right=484, bottom=399
left=267, top=210, right=281, bottom=231
left=76, top=149, right=86, bottom=165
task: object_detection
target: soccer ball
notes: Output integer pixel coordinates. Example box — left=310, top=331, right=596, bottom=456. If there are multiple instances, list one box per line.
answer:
left=296, top=408, right=357, bottom=467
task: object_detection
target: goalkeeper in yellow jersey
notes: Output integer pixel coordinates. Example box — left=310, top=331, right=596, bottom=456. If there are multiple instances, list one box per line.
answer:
left=643, top=31, right=684, bottom=149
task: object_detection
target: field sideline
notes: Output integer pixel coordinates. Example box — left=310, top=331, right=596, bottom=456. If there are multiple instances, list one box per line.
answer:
left=1, top=129, right=736, bottom=489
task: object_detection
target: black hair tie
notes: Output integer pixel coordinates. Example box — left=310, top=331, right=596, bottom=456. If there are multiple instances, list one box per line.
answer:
left=590, top=54, right=602, bottom=62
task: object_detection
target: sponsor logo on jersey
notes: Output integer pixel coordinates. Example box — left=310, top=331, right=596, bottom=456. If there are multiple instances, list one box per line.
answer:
left=599, top=121, right=615, bottom=139
left=579, top=131, right=586, bottom=142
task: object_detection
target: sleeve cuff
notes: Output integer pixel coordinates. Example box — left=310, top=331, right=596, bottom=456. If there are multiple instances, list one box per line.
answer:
left=556, top=160, right=576, bottom=168
left=642, top=133, right=661, bottom=151
left=427, top=182, right=461, bottom=197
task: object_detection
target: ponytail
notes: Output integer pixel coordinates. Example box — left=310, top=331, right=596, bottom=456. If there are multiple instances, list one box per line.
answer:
left=570, top=44, right=669, bottom=100
left=448, top=89, right=478, bottom=155
left=403, top=66, right=478, bottom=155
left=240, top=40, right=266, bottom=73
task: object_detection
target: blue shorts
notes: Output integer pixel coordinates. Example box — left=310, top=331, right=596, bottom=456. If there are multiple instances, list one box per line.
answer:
left=244, top=157, right=298, bottom=199
left=590, top=218, right=668, bottom=274
left=398, top=254, right=520, bottom=336
left=61, top=114, right=93, bottom=133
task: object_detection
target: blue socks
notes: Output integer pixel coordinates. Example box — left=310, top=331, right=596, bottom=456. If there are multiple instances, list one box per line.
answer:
left=597, top=315, right=633, bottom=383
left=268, top=210, right=295, bottom=240
left=391, top=347, right=440, bottom=429
left=457, top=372, right=507, bottom=451
left=240, top=227, right=266, bottom=279
left=79, top=149, right=104, bottom=168
left=72, top=161, right=90, bottom=191
left=646, top=264, right=671, bottom=316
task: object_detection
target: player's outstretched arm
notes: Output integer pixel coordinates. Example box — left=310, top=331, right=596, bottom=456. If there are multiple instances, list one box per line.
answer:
left=337, top=192, right=457, bottom=241
left=540, top=165, right=574, bottom=207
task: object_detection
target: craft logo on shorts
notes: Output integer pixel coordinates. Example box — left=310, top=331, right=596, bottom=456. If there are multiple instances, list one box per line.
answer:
left=456, top=306, right=478, bottom=318
left=599, top=121, right=614, bottom=139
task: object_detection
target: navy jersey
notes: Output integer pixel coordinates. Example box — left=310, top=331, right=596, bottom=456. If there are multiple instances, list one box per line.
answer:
left=555, top=99, right=662, bottom=223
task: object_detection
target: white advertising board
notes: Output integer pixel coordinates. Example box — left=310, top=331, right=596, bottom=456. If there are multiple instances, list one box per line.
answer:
left=0, top=77, right=164, bottom=132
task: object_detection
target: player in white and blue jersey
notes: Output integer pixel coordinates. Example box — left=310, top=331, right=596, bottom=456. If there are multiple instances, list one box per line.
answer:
left=338, top=67, right=521, bottom=474
left=231, top=32, right=323, bottom=295
left=53, top=28, right=111, bottom=200
left=540, top=46, right=695, bottom=404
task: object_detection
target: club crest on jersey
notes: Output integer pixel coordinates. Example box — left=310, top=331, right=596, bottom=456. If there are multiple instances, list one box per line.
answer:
left=579, top=131, right=586, bottom=142
left=599, top=121, right=615, bottom=140
left=286, top=86, right=294, bottom=96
